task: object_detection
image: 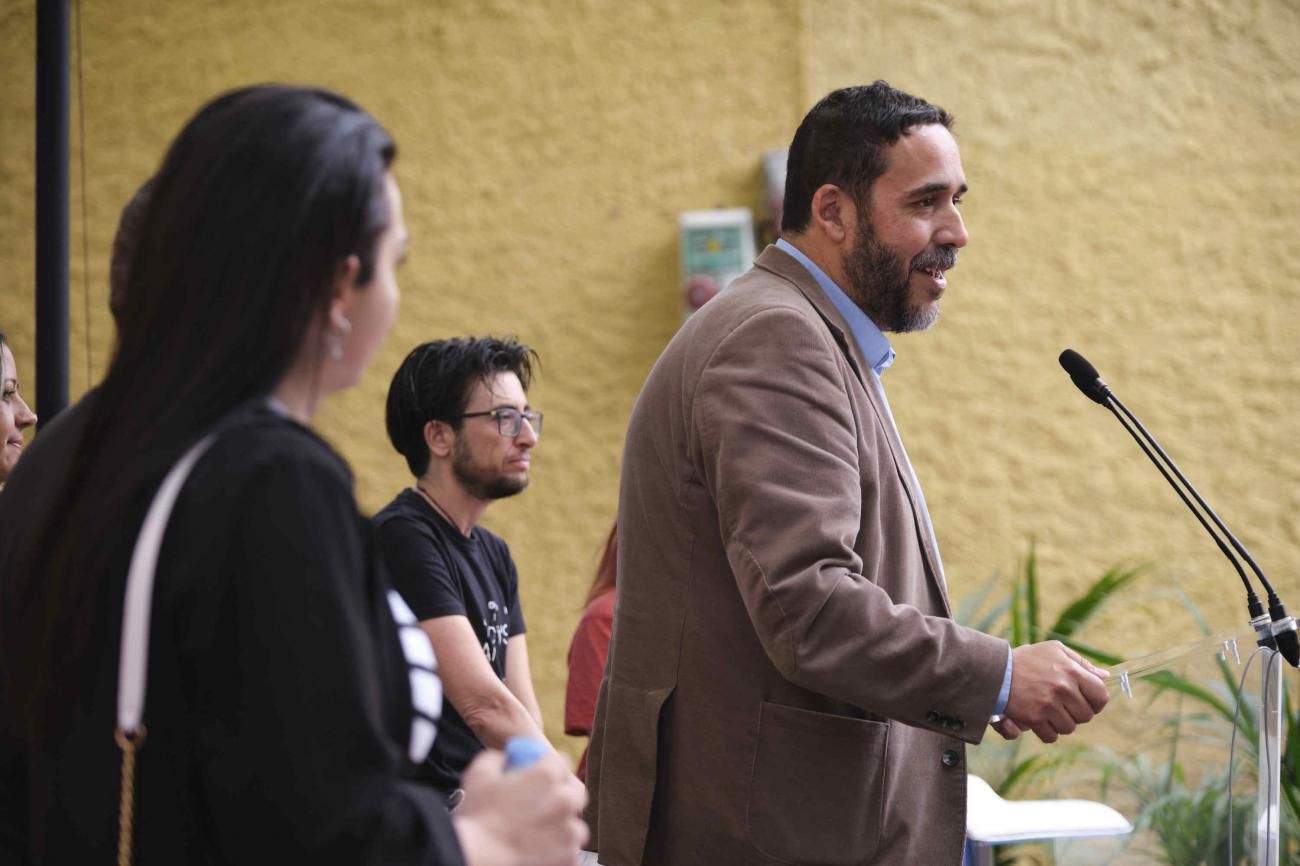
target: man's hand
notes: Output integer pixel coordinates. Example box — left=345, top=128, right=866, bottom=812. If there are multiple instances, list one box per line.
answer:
left=453, top=749, right=588, bottom=866
left=1004, top=641, right=1109, bottom=744
left=990, top=716, right=1022, bottom=741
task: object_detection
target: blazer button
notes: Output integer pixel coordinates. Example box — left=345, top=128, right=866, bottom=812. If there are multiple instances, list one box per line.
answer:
left=926, top=711, right=941, bottom=723
left=941, top=749, right=960, bottom=768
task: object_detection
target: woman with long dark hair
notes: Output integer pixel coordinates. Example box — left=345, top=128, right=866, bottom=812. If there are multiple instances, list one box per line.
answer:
left=0, top=85, right=583, bottom=866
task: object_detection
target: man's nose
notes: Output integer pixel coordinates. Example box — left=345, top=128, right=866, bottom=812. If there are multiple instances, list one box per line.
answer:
left=939, top=206, right=969, bottom=249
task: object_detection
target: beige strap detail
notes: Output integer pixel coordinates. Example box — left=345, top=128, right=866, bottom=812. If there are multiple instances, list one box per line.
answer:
left=115, top=725, right=146, bottom=866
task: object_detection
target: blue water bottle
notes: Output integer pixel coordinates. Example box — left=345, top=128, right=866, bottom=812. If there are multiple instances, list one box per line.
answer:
left=504, top=736, right=547, bottom=771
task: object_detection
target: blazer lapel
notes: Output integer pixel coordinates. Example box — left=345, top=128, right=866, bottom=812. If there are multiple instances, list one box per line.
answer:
left=752, top=246, right=950, bottom=605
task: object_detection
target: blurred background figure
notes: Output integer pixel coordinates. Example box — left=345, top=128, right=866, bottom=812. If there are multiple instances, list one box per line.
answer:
left=565, top=522, right=618, bottom=782
left=0, top=84, right=584, bottom=866
left=0, top=331, right=37, bottom=487
left=109, top=179, right=153, bottom=322
left=0, top=180, right=152, bottom=548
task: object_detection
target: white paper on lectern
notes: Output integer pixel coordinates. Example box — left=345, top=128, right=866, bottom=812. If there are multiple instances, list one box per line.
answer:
left=965, top=775, right=1133, bottom=844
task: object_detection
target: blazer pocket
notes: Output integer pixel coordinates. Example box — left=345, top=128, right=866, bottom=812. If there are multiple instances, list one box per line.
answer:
left=746, top=702, right=888, bottom=866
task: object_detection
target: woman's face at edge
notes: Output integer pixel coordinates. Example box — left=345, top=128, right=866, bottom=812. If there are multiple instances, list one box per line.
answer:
left=0, top=344, right=37, bottom=483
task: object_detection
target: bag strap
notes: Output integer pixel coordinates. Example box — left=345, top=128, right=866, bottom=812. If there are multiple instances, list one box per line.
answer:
left=115, top=431, right=219, bottom=866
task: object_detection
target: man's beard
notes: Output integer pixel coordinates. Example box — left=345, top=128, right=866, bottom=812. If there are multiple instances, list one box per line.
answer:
left=843, top=214, right=955, bottom=334
left=451, top=436, right=529, bottom=501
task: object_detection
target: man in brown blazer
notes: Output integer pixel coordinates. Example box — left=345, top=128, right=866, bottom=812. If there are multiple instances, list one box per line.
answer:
left=584, top=82, right=1110, bottom=865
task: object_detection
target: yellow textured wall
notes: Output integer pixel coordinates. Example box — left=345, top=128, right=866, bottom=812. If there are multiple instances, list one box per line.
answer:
left=2, top=0, right=1298, bottom=772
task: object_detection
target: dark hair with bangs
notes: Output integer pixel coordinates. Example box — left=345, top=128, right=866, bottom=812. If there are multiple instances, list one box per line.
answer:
left=3, top=84, right=396, bottom=734
left=782, top=80, right=953, bottom=234
left=386, top=336, right=539, bottom=477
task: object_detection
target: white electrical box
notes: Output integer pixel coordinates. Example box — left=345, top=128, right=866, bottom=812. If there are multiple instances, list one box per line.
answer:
left=678, top=208, right=756, bottom=319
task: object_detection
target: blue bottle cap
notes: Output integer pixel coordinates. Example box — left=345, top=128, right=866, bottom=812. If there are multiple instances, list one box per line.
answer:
left=503, top=736, right=547, bottom=771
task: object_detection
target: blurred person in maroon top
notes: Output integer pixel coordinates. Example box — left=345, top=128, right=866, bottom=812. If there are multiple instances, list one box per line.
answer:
left=565, top=524, right=617, bottom=781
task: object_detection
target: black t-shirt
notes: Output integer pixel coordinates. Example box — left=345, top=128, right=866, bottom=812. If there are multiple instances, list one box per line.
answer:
left=373, top=489, right=527, bottom=796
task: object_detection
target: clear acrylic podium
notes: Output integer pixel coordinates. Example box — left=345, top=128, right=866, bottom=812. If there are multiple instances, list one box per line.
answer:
left=968, top=621, right=1295, bottom=865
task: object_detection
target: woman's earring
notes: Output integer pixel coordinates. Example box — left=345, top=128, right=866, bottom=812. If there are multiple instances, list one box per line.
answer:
left=328, top=316, right=352, bottom=361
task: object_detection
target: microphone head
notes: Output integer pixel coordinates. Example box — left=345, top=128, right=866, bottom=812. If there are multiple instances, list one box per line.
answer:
left=1267, top=600, right=1300, bottom=667
left=1059, top=349, right=1111, bottom=405
left=1276, top=629, right=1300, bottom=668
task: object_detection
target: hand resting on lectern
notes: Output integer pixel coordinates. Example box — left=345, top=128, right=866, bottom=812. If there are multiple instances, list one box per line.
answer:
left=994, top=641, right=1111, bottom=744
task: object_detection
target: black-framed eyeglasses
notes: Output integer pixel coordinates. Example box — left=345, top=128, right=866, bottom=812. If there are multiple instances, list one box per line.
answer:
left=459, top=407, right=543, bottom=437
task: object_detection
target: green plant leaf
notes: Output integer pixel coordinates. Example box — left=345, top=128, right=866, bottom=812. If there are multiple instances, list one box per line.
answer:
left=1137, top=670, right=1234, bottom=722
left=973, top=597, right=1012, bottom=635
left=1049, top=563, right=1146, bottom=638
left=954, top=570, right=1013, bottom=635
left=959, top=543, right=1300, bottom=862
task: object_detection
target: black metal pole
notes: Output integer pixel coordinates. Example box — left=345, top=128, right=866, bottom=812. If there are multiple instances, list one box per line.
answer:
left=35, top=0, right=70, bottom=427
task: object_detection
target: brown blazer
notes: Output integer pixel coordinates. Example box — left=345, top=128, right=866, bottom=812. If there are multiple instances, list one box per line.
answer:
left=584, top=246, right=1010, bottom=866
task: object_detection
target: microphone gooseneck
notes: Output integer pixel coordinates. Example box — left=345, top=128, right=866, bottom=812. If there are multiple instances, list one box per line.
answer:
left=1057, top=350, right=1257, bottom=601
left=1057, top=349, right=1298, bottom=666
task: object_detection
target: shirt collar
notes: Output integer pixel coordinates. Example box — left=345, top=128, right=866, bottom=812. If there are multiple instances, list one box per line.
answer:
left=775, top=238, right=895, bottom=375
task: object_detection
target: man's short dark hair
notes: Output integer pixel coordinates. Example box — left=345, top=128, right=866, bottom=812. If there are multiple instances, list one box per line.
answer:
left=782, top=81, right=953, bottom=234
left=386, top=336, right=539, bottom=477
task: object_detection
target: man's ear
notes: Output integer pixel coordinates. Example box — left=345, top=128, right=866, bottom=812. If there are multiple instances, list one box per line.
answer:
left=328, top=254, right=363, bottom=332
left=423, top=418, right=454, bottom=460
left=809, top=184, right=858, bottom=245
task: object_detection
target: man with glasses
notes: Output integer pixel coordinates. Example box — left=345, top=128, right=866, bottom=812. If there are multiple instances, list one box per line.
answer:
left=376, top=336, right=551, bottom=804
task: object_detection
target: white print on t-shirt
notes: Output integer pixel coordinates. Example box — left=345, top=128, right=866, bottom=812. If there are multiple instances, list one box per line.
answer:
left=481, top=599, right=511, bottom=663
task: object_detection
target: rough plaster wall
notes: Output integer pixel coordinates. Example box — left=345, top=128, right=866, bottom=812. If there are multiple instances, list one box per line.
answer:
left=2, top=0, right=1298, bottom=770
left=804, top=0, right=1300, bottom=658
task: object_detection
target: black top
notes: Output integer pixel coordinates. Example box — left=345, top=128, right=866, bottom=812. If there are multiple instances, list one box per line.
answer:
left=374, top=489, right=527, bottom=796
left=0, top=400, right=463, bottom=865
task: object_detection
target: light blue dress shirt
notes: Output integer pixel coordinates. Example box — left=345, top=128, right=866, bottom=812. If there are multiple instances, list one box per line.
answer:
left=774, top=239, right=1013, bottom=718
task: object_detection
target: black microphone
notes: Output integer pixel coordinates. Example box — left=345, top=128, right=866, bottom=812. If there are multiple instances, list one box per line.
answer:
left=1059, top=349, right=1110, bottom=405
left=1060, top=349, right=1256, bottom=603
left=1058, top=348, right=1299, bottom=666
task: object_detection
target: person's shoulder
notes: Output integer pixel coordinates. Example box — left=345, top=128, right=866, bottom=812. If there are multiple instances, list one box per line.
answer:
left=1, top=392, right=96, bottom=499
left=201, top=404, right=350, bottom=491
left=670, top=261, right=828, bottom=373
left=691, top=264, right=812, bottom=329
left=579, top=588, right=617, bottom=626
left=0, top=392, right=98, bottom=542
left=373, top=488, right=425, bottom=527
left=373, top=492, right=448, bottom=554
left=591, top=588, right=617, bottom=617
left=471, top=522, right=513, bottom=559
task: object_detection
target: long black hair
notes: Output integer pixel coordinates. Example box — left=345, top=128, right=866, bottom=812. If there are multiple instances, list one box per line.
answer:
left=2, top=85, right=396, bottom=735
